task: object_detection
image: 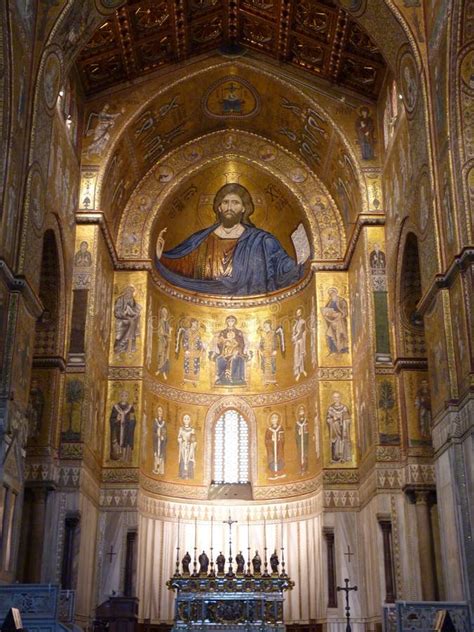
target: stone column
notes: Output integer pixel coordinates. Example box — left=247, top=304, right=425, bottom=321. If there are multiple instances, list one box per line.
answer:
left=408, top=488, right=437, bottom=600
left=378, top=517, right=396, bottom=603
left=25, top=486, right=49, bottom=582
left=61, top=513, right=80, bottom=589
left=323, top=528, right=337, bottom=607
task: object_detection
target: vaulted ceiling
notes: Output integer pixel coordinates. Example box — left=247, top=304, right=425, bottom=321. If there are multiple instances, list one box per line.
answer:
left=76, top=0, right=386, bottom=99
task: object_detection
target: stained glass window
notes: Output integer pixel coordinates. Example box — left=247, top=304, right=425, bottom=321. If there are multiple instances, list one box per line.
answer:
left=213, top=409, right=249, bottom=484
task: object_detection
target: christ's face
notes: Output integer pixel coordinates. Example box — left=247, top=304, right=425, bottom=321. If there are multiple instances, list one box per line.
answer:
left=219, top=194, right=245, bottom=227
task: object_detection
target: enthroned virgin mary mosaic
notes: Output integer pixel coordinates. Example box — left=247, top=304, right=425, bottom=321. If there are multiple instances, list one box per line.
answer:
left=155, top=183, right=310, bottom=296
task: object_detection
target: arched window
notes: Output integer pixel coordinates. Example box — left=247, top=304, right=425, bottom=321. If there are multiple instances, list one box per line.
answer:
left=213, top=409, right=249, bottom=484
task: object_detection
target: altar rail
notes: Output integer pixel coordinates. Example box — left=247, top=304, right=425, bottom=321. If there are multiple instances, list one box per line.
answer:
left=382, top=602, right=472, bottom=632
left=0, top=584, right=75, bottom=632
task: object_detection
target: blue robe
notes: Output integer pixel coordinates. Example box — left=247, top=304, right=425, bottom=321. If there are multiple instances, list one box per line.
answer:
left=156, top=224, right=305, bottom=296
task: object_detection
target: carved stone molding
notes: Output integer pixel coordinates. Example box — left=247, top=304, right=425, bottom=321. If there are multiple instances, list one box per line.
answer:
left=323, top=489, right=359, bottom=509
left=138, top=489, right=322, bottom=521
left=144, top=374, right=319, bottom=407
left=100, top=488, right=138, bottom=508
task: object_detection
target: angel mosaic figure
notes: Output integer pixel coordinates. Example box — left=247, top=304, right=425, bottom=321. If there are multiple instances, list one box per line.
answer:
left=257, top=320, right=285, bottom=386
left=85, top=104, right=123, bottom=158
left=156, top=306, right=171, bottom=379
left=152, top=405, right=167, bottom=475
left=175, top=318, right=206, bottom=385
left=291, top=307, right=307, bottom=381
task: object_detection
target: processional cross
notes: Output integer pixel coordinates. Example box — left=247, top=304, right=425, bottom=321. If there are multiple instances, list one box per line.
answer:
left=223, top=514, right=238, bottom=575
left=337, top=578, right=358, bottom=632
left=107, top=545, right=117, bottom=563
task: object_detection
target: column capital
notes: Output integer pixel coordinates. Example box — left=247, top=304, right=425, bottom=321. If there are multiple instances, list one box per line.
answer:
left=403, top=485, right=436, bottom=506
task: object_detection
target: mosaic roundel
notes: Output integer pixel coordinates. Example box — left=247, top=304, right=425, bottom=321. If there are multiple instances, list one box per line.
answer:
left=203, top=77, right=260, bottom=120
left=42, top=51, right=62, bottom=112
left=398, top=51, right=419, bottom=117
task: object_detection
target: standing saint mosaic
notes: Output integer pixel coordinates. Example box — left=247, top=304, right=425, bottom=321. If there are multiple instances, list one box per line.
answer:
left=257, top=320, right=285, bottom=386
left=175, top=318, right=206, bottom=385
left=326, top=392, right=352, bottom=464
left=178, top=414, right=197, bottom=479
left=113, top=286, right=142, bottom=355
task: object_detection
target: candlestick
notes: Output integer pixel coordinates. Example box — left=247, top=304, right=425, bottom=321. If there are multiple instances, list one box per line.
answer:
left=193, top=516, right=197, bottom=576
left=280, top=516, right=286, bottom=577
left=247, top=511, right=251, bottom=575
left=263, top=516, right=268, bottom=576
left=175, top=516, right=181, bottom=576
left=210, top=515, right=215, bottom=576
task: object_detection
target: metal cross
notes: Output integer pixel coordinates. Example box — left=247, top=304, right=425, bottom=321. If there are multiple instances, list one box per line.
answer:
left=106, top=545, right=117, bottom=563
left=337, top=578, right=358, bottom=632
left=223, top=514, right=238, bottom=575
left=344, top=545, right=354, bottom=563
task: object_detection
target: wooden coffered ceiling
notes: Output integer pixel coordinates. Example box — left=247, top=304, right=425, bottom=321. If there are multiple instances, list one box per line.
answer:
left=76, top=0, right=386, bottom=99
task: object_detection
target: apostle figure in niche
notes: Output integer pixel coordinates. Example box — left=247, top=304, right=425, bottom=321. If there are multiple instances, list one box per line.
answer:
left=216, top=552, right=226, bottom=574
left=321, top=287, right=349, bottom=354
left=178, top=413, right=196, bottom=479
left=257, top=320, right=285, bottom=386
left=326, top=391, right=352, bottom=463
left=295, top=405, right=309, bottom=475
left=27, top=378, right=44, bottom=439
left=152, top=405, right=167, bottom=474
left=113, top=286, right=142, bottom=355
left=74, top=240, right=92, bottom=267
left=292, top=307, right=307, bottom=381
left=109, top=390, right=136, bottom=462
left=355, top=106, right=375, bottom=160
left=414, top=378, right=432, bottom=438
left=156, top=306, right=171, bottom=379
left=175, top=318, right=206, bottom=385
left=210, top=315, right=251, bottom=386
left=369, top=243, right=386, bottom=274
left=155, top=183, right=307, bottom=296
left=265, top=413, right=286, bottom=479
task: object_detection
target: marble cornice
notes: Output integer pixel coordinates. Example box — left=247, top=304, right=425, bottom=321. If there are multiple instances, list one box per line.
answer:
left=417, top=247, right=474, bottom=316
left=0, top=259, right=43, bottom=318
left=393, top=357, right=428, bottom=374
left=431, top=395, right=474, bottom=457
left=32, top=356, right=67, bottom=371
